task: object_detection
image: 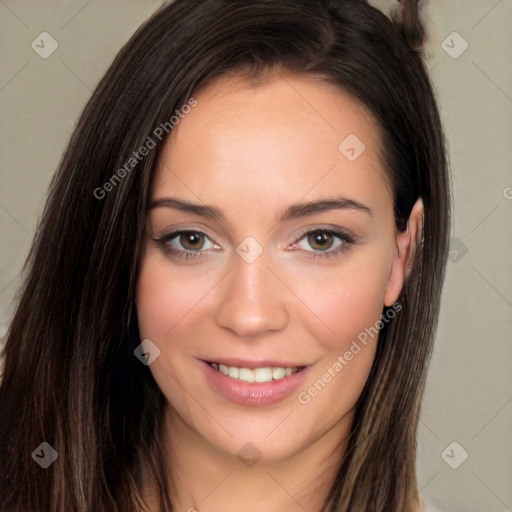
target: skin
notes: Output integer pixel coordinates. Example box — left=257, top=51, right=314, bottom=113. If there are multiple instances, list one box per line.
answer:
left=136, top=70, right=423, bottom=512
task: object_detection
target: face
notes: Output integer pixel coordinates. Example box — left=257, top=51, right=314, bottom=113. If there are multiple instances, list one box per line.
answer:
left=136, top=71, right=411, bottom=462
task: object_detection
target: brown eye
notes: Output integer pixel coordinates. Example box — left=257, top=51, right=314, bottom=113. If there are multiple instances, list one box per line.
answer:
left=153, top=229, right=219, bottom=262
left=179, top=232, right=205, bottom=250
left=307, top=231, right=334, bottom=251
left=294, top=228, right=354, bottom=260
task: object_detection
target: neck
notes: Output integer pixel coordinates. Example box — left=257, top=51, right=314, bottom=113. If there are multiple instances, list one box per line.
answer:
left=145, top=404, right=352, bottom=512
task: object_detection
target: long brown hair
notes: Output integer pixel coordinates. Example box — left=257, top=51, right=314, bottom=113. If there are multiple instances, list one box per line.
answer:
left=0, top=1, right=450, bottom=510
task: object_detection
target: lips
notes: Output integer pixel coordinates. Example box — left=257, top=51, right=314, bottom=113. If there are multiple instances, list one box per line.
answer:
left=199, top=358, right=310, bottom=406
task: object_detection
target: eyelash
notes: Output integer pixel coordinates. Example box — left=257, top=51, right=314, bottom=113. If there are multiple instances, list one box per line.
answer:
left=292, top=227, right=355, bottom=260
left=153, top=227, right=355, bottom=262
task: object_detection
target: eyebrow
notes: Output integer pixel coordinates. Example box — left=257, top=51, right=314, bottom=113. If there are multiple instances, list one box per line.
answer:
left=149, top=196, right=373, bottom=223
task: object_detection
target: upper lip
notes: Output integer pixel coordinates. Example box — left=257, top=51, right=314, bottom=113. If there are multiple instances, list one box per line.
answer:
left=202, top=357, right=308, bottom=369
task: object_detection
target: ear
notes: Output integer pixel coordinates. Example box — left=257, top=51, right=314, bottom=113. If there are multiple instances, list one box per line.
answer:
left=383, top=198, right=424, bottom=306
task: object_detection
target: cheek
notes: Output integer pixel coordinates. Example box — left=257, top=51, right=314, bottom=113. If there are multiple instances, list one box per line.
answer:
left=136, top=250, right=216, bottom=342
left=292, top=260, right=391, bottom=431
left=295, top=253, right=392, bottom=354
left=135, top=251, right=213, bottom=417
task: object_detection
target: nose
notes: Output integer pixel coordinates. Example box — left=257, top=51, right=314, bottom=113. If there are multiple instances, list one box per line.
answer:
left=215, top=251, right=289, bottom=339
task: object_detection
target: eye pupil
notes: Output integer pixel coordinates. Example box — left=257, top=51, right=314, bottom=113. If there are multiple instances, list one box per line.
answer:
left=308, top=231, right=333, bottom=250
left=181, top=232, right=204, bottom=250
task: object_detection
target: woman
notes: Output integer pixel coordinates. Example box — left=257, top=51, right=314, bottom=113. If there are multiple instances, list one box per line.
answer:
left=0, top=0, right=450, bottom=511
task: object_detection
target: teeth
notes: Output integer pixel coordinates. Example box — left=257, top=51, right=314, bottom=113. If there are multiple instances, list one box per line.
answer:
left=239, top=368, right=255, bottom=382
left=272, top=367, right=285, bottom=379
left=210, top=363, right=301, bottom=383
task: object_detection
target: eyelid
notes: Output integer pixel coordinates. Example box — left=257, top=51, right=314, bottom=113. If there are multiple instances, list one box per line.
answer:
left=152, top=222, right=220, bottom=241
left=289, top=224, right=355, bottom=247
left=152, top=227, right=221, bottom=262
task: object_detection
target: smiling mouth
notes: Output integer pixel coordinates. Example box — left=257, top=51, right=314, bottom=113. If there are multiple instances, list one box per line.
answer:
left=207, top=362, right=306, bottom=383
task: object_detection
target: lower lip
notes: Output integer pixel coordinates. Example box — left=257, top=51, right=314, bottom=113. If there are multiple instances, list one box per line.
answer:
left=199, top=360, right=310, bottom=406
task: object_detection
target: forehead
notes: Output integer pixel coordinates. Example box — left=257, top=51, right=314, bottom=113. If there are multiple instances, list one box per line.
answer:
left=153, top=71, right=392, bottom=219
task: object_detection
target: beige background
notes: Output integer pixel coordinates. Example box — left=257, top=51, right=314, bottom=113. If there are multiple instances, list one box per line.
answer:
left=1, top=1, right=511, bottom=511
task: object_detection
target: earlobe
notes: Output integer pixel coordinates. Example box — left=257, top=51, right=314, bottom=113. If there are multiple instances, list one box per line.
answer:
left=383, top=198, right=424, bottom=306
